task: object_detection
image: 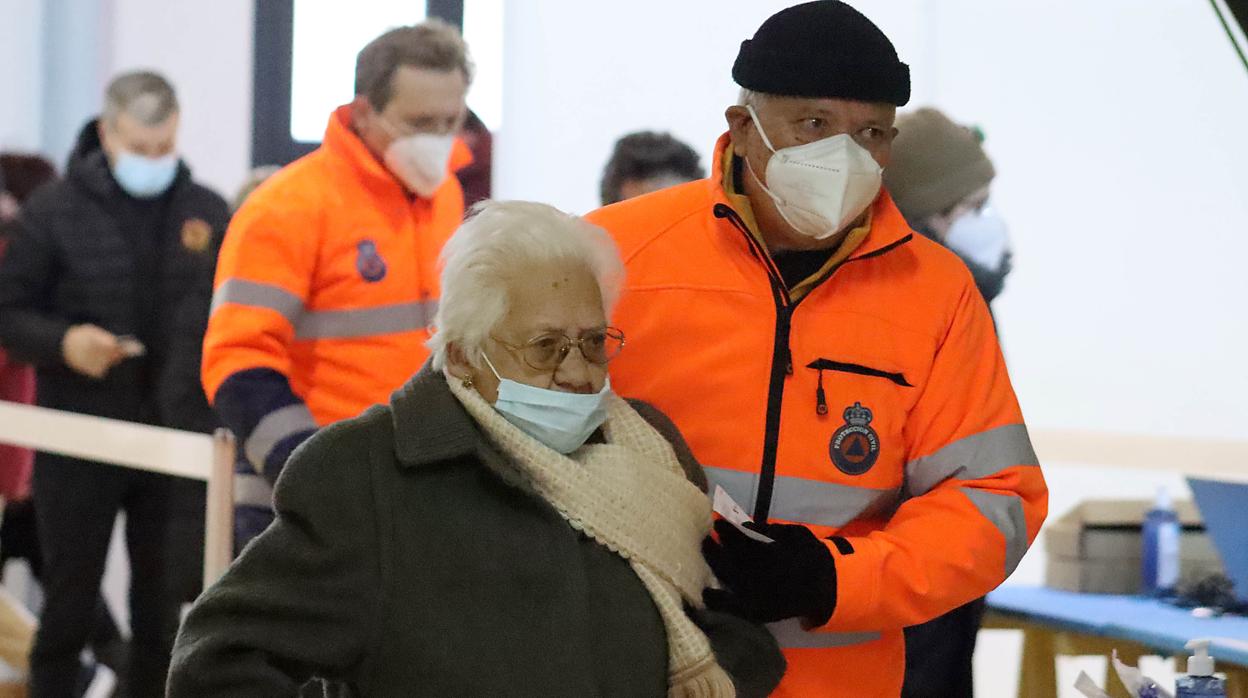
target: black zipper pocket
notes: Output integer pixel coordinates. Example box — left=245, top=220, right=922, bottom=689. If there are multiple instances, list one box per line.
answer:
left=807, top=358, right=912, bottom=416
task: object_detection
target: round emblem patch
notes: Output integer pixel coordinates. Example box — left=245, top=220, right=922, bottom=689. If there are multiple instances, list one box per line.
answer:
left=356, top=239, right=388, bottom=283
left=829, top=401, right=880, bottom=476
left=180, top=218, right=212, bottom=253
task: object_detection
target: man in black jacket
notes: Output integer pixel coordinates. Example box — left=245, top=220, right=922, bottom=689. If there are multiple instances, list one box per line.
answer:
left=0, top=71, right=228, bottom=698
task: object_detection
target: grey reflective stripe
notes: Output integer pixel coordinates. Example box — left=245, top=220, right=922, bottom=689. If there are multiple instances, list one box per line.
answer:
left=962, top=488, right=1028, bottom=577
left=905, top=424, right=1039, bottom=498
left=212, top=279, right=435, bottom=341
left=766, top=618, right=881, bottom=649
left=294, top=300, right=437, bottom=340
left=704, top=466, right=901, bottom=529
left=211, top=279, right=303, bottom=324
left=234, top=473, right=274, bottom=510
left=244, top=404, right=317, bottom=472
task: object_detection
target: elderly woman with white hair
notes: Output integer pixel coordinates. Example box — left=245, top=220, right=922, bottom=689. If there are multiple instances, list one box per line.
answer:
left=168, top=201, right=785, bottom=697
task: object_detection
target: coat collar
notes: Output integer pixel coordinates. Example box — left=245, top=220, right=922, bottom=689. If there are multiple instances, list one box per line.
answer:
left=389, top=364, right=482, bottom=468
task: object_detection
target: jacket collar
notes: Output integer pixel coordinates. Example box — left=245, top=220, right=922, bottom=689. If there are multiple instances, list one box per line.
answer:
left=390, top=364, right=483, bottom=468
left=706, top=131, right=914, bottom=262
left=322, top=105, right=474, bottom=201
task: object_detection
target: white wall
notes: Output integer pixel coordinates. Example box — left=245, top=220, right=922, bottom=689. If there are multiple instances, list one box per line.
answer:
left=934, top=1, right=1248, bottom=442
left=107, top=0, right=254, bottom=199
left=495, top=1, right=928, bottom=212
left=0, top=0, right=253, bottom=197
left=0, top=0, right=45, bottom=152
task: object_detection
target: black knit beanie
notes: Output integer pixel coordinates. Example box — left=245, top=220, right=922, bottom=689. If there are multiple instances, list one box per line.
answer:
left=733, top=1, right=910, bottom=106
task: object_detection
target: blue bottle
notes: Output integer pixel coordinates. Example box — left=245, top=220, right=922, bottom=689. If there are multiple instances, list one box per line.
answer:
left=1140, top=486, right=1180, bottom=596
left=1176, top=639, right=1227, bottom=697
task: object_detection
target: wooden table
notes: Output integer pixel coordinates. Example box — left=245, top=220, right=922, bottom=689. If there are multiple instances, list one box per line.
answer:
left=987, top=586, right=1248, bottom=698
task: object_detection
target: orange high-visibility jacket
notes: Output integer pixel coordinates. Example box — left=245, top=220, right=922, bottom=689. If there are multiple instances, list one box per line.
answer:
left=586, top=134, right=1047, bottom=697
left=202, top=105, right=469, bottom=500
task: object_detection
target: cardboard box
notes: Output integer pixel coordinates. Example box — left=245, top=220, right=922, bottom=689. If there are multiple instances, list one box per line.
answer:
left=1045, top=499, right=1225, bottom=594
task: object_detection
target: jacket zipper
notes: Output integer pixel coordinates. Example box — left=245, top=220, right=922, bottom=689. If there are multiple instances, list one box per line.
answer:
left=711, top=203, right=912, bottom=522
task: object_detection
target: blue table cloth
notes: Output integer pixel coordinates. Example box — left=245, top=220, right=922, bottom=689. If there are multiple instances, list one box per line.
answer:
left=988, top=585, right=1248, bottom=667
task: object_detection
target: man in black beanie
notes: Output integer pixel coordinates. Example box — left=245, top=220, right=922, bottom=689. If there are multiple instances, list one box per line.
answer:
left=587, top=2, right=1046, bottom=696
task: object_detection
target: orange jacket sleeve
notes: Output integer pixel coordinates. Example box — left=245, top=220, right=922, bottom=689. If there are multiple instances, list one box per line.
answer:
left=202, top=200, right=319, bottom=401
left=202, top=198, right=321, bottom=481
left=825, top=275, right=1048, bottom=633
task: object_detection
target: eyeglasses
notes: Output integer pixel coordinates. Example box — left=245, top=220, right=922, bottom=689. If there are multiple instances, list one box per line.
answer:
left=494, top=327, right=625, bottom=372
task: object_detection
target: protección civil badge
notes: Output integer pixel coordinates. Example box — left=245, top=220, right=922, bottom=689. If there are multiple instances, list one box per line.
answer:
left=829, top=401, right=880, bottom=476
left=356, top=239, right=388, bottom=283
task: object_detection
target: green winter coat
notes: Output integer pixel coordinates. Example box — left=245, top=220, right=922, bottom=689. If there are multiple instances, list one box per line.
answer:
left=168, top=367, right=784, bottom=697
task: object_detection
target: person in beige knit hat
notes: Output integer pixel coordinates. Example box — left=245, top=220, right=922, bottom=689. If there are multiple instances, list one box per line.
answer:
left=884, top=107, right=1011, bottom=697
left=169, top=200, right=784, bottom=697
left=885, top=107, right=1013, bottom=308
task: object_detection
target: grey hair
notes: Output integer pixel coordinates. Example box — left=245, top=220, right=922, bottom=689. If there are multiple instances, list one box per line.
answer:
left=427, top=200, right=625, bottom=371
left=103, top=71, right=179, bottom=126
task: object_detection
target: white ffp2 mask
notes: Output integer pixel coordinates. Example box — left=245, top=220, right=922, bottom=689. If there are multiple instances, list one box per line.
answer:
left=945, top=204, right=1010, bottom=271
left=745, top=104, right=883, bottom=240
left=383, top=132, right=455, bottom=197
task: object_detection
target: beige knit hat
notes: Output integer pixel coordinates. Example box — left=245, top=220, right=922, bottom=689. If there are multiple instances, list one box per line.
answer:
left=883, top=107, right=996, bottom=224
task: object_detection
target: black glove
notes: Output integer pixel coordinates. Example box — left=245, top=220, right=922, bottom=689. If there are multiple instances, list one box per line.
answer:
left=702, top=518, right=837, bottom=626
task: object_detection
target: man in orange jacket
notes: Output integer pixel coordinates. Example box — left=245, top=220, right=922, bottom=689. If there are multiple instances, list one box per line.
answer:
left=586, top=3, right=1047, bottom=695
left=203, top=20, right=473, bottom=548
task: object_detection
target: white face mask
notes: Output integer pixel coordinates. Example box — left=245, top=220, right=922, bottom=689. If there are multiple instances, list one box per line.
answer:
left=745, top=104, right=883, bottom=240
left=377, top=115, right=455, bottom=197
left=945, top=204, right=1010, bottom=271
left=482, top=354, right=611, bottom=454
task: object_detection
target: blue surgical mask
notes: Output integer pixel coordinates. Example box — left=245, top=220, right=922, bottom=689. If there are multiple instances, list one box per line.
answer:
left=112, top=151, right=178, bottom=198
left=483, top=354, right=610, bottom=453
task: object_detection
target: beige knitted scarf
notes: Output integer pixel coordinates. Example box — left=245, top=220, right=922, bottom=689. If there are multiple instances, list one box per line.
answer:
left=448, top=376, right=735, bottom=698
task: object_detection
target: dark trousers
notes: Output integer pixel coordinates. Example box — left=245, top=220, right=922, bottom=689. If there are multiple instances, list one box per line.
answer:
left=902, top=596, right=987, bottom=698
left=0, top=498, right=126, bottom=657
left=28, top=454, right=204, bottom=698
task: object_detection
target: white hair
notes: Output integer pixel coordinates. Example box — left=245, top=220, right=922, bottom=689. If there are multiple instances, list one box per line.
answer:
left=427, top=200, right=625, bottom=371
left=738, top=88, right=769, bottom=107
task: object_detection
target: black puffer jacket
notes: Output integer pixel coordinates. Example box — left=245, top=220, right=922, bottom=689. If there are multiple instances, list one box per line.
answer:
left=0, top=120, right=229, bottom=432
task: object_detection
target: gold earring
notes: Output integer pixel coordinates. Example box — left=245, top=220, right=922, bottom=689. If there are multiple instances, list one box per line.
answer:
left=461, top=374, right=474, bottom=389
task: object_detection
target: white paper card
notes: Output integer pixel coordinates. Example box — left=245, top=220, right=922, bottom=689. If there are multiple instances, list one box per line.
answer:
left=712, top=485, right=774, bottom=543
left=117, top=335, right=146, bottom=358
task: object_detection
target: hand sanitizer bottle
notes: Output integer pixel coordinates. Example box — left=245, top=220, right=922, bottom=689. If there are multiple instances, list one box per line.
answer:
left=1141, top=486, right=1180, bottom=596
left=1176, top=639, right=1227, bottom=697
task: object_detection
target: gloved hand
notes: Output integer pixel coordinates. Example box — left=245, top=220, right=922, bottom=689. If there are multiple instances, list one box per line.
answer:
left=702, top=519, right=838, bottom=626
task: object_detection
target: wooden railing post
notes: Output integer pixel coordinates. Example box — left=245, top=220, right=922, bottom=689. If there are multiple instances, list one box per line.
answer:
left=203, top=429, right=236, bottom=586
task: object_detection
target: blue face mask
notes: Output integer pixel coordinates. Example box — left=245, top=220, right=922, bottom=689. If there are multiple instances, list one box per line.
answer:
left=112, top=151, right=178, bottom=198
left=483, top=354, right=610, bottom=454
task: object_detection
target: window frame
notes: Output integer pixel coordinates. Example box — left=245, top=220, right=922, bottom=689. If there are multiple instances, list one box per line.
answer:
left=250, top=0, right=465, bottom=166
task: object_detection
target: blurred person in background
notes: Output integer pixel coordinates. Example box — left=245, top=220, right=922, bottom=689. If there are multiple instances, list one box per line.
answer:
left=600, top=130, right=705, bottom=205
left=0, top=153, right=129, bottom=690
left=202, top=20, right=474, bottom=551
left=455, top=108, right=492, bottom=207
left=0, top=154, right=54, bottom=505
left=882, top=106, right=1010, bottom=698
left=0, top=71, right=229, bottom=697
left=586, top=2, right=1046, bottom=695
left=170, top=201, right=784, bottom=697
left=231, top=165, right=281, bottom=212
left=885, top=107, right=1012, bottom=313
